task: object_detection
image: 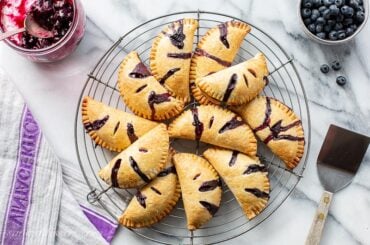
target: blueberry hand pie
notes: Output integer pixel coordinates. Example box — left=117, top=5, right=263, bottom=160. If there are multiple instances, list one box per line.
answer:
left=233, top=96, right=305, bottom=169
left=81, top=96, right=158, bottom=152
left=119, top=152, right=181, bottom=228
left=190, top=21, right=251, bottom=105
left=173, top=153, right=222, bottom=230
left=196, top=53, right=269, bottom=106
left=99, top=124, right=169, bottom=188
left=118, top=51, right=185, bottom=121
left=168, top=105, right=257, bottom=156
left=204, top=148, right=269, bottom=219
left=150, top=19, right=198, bottom=102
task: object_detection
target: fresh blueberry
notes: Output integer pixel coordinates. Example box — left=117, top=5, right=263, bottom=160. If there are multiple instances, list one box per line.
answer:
left=327, top=19, right=336, bottom=26
left=316, top=17, right=326, bottom=24
left=331, top=60, right=342, bottom=70
left=323, top=0, right=335, bottom=6
left=311, top=9, right=321, bottom=20
left=336, top=13, right=345, bottom=21
left=323, top=9, right=332, bottom=19
left=341, top=5, right=354, bottom=17
left=356, top=6, right=364, bottom=12
left=316, top=32, right=327, bottom=39
left=334, top=0, right=344, bottom=7
left=337, top=30, right=346, bottom=39
left=316, top=24, right=324, bottom=32
left=343, top=18, right=354, bottom=26
left=355, top=11, right=365, bottom=23
left=349, top=24, right=358, bottom=31
left=336, top=76, right=347, bottom=86
left=329, top=30, right=338, bottom=40
left=320, top=64, right=330, bottom=73
left=324, top=24, right=333, bottom=32
left=308, top=23, right=317, bottom=32
left=302, top=8, right=313, bottom=18
left=329, top=4, right=340, bottom=15
left=312, top=0, right=322, bottom=7
left=304, top=18, right=313, bottom=25
left=303, top=0, right=313, bottom=8
left=345, top=27, right=354, bottom=36
left=334, top=22, right=344, bottom=30
left=319, top=6, right=328, bottom=12
left=348, top=0, right=359, bottom=9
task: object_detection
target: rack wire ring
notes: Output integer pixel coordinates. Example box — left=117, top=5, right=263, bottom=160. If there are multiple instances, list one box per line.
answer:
left=74, top=10, right=311, bottom=245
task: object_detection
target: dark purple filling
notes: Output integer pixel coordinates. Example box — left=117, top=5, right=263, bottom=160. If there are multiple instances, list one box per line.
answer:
left=218, top=116, right=244, bottom=134
left=135, top=84, right=148, bottom=93
left=150, top=186, right=162, bottom=195
left=222, top=73, right=238, bottom=103
left=199, top=201, right=219, bottom=216
left=22, top=0, right=74, bottom=49
left=126, top=123, right=138, bottom=143
left=198, top=179, right=222, bottom=192
left=208, top=116, right=214, bottom=129
left=229, top=151, right=239, bottom=167
left=166, top=20, right=185, bottom=49
left=253, top=97, right=272, bottom=133
left=139, top=148, right=148, bottom=153
left=243, top=74, right=249, bottom=87
left=135, top=191, right=147, bottom=208
left=147, top=91, right=171, bottom=120
left=129, top=156, right=150, bottom=183
left=218, top=23, right=230, bottom=48
left=113, top=121, right=120, bottom=135
left=243, top=164, right=267, bottom=175
left=157, top=166, right=176, bottom=177
left=195, top=48, right=232, bottom=67
left=167, top=52, right=192, bottom=59
left=263, top=76, right=269, bottom=85
left=244, top=188, right=269, bottom=199
left=191, top=107, right=204, bottom=143
left=111, top=159, right=121, bottom=188
left=159, top=68, right=181, bottom=85
left=84, top=115, right=109, bottom=133
left=129, top=62, right=151, bottom=79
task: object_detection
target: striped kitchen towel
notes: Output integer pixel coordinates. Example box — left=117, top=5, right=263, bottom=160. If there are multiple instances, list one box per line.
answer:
left=0, top=69, right=118, bottom=245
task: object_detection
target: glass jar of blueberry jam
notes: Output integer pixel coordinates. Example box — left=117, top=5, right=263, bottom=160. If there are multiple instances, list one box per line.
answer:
left=0, top=0, right=85, bottom=62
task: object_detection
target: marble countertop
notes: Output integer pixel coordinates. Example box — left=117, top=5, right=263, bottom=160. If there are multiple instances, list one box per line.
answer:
left=1, top=0, right=370, bottom=244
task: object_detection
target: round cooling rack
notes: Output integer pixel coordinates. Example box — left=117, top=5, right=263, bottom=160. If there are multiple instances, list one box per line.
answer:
left=74, top=10, right=311, bottom=245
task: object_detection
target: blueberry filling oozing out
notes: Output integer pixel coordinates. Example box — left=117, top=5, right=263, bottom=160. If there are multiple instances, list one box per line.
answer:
left=147, top=91, right=171, bottom=119
left=22, top=0, right=74, bottom=49
left=129, top=62, right=152, bottom=79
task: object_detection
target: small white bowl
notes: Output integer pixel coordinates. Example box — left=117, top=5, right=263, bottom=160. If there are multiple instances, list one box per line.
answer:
left=298, top=0, right=369, bottom=45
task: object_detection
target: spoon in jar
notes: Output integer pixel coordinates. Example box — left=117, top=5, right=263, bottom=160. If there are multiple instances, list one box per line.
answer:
left=0, top=14, right=54, bottom=41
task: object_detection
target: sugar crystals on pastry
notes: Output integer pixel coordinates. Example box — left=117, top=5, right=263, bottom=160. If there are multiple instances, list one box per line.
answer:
left=233, top=96, right=305, bottom=169
left=118, top=51, right=184, bottom=121
left=81, top=96, right=158, bottom=152
left=204, top=148, right=269, bottom=219
left=190, top=21, right=251, bottom=105
left=99, top=124, right=169, bottom=188
left=173, top=153, right=222, bottom=230
left=196, top=53, right=269, bottom=106
left=150, top=19, right=198, bottom=102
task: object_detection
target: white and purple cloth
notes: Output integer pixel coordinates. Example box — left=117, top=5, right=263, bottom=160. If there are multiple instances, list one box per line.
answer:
left=0, top=69, right=118, bottom=245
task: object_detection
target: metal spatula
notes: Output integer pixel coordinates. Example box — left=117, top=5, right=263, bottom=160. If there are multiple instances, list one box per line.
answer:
left=305, top=124, right=370, bottom=245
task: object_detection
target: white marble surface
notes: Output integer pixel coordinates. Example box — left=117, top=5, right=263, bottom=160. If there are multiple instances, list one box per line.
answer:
left=1, top=0, right=370, bottom=244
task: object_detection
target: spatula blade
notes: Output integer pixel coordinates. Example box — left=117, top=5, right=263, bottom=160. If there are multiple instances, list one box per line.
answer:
left=317, top=124, right=369, bottom=193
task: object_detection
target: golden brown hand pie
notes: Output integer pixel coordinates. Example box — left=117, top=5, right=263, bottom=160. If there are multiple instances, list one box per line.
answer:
left=168, top=105, right=257, bottom=156
left=173, top=153, right=222, bottom=230
left=190, top=21, right=251, bottom=105
left=119, top=153, right=181, bottom=228
left=118, top=51, right=185, bottom=121
left=204, top=148, right=269, bottom=219
left=233, top=96, right=305, bottom=169
left=99, top=124, right=169, bottom=188
left=150, top=19, right=198, bottom=102
left=81, top=96, right=158, bottom=152
left=196, top=53, right=269, bottom=106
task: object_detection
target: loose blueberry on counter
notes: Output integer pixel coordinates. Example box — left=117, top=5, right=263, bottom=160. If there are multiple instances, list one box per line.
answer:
left=336, top=76, right=347, bottom=86
left=331, top=60, right=342, bottom=70
left=320, top=64, right=330, bottom=73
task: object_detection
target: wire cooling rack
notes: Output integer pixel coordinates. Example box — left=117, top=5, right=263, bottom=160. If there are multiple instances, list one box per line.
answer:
left=74, top=10, right=311, bottom=245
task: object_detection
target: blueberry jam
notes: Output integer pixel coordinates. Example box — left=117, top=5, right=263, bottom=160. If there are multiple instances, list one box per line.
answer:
left=147, top=91, right=171, bottom=119
left=22, top=0, right=73, bottom=49
left=301, top=0, right=366, bottom=41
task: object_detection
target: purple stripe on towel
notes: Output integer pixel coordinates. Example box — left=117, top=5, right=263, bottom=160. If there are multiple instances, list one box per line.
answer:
left=1, top=107, right=41, bottom=245
left=80, top=205, right=118, bottom=243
